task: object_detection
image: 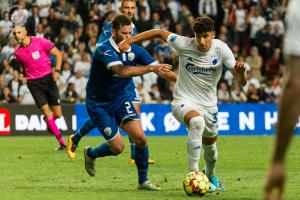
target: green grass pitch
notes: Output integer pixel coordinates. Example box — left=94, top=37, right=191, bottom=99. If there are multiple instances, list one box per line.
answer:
left=0, top=136, right=299, bottom=200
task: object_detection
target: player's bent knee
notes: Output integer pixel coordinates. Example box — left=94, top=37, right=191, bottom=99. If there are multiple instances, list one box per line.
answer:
left=189, top=116, right=205, bottom=137
left=133, top=135, right=147, bottom=147
left=202, top=136, right=217, bottom=145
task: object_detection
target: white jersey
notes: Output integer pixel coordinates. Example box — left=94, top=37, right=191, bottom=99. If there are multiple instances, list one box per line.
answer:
left=167, top=34, right=236, bottom=107
left=285, top=0, right=300, bottom=56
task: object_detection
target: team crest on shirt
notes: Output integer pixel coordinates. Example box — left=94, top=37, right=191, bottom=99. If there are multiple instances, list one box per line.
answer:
left=128, top=52, right=135, bottom=61
left=210, top=55, right=218, bottom=65
left=170, top=35, right=177, bottom=42
left=32, top=51, right=40, bottom=60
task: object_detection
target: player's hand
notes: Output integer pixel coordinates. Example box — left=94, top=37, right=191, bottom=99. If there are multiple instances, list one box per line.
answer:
left=151, top=64, right=172, bottom=74
left=118, top=40, right=131, bottom=52
left=263, top=162, right=285, bottom=200
left=234, top=61, right=245, bottom=75
left=52, top=71, right=60, bottom=81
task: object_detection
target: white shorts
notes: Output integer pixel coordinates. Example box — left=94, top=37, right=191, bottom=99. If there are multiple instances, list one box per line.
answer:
left=171, top=100, right=218, bottom=138
left=285, top=0, right=300, bottom=56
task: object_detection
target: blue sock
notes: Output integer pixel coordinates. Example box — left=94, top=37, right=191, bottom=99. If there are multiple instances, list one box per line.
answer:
left=73, top=118, right=95, bottom=144
left=87, top=141, right=113, bottom=158
left=129, top=137, right=135, bottom=159
left=135, top=145, right=149, bottom=184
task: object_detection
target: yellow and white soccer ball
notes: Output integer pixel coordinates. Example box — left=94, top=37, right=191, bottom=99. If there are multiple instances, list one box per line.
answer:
left=183, top=171, right=210, bottom=196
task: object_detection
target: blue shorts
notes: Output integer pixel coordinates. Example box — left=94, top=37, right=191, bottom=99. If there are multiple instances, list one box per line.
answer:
left=86, top=95, right=139, bottom=140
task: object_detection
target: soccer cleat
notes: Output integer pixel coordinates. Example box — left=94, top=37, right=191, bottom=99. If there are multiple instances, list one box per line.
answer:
left=208, top=176, right=224, bottom=192
left=67, top=134, right=77, bottom=160
left=84, top=146, right=96, bottom=177
left=148, top=159, right=155, bottom=164
left=54, top=145, right=66, bottom=151
left=129, top=158, right=156, bottom=165
left=138, top=180, right=161, bottom=191
left=202, top=168, right=224, bottom=192
left=129, top=158, right=135, bottom=165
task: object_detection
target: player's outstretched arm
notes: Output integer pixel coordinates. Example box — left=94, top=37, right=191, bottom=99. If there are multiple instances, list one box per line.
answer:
left=110, top=63, right=172, bottom=78
left=118, top=29, right=172, bottom=52
left=156, top=70, right=177, bottom=82
left=230, top=61, right=247, bottom=86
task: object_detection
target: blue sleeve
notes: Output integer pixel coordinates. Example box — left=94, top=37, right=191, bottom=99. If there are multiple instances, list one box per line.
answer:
left=97, top=23, right=112, bottom=44
left=133, top=45, right=156, bottom=65
left=94, top=44, right=122, bottom=69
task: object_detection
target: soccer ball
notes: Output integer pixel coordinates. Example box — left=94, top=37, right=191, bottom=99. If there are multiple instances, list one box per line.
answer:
left=183, top=171, right=210, bottom=196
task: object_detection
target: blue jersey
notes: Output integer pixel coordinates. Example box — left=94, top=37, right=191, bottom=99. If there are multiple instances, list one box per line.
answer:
left=97, top=22, right=137, bottom=44
left=86, top=37, right=156, bottom=102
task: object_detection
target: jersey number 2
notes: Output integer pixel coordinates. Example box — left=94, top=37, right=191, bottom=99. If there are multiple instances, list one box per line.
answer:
left=125, top=102, right=133, bottom=114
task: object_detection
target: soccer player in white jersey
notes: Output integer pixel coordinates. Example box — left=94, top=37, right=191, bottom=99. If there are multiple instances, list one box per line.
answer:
left=264, top=0, right=300, bottom=199
left=119, top=16, right=247, bottom=192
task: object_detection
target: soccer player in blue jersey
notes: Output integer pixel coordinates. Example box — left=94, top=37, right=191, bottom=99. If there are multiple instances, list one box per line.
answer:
left=67, top=0, right=159, bottom=164
left=83, top=14, right=174, bottom=190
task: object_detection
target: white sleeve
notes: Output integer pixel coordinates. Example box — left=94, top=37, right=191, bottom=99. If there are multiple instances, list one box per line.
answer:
left=221, top=43, right=236, bottom=69
left=166, top=33, right=189, bottom=54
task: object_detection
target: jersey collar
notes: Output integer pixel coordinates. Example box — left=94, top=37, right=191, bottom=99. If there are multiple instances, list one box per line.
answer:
left=109, top=37, right=132, bottom=53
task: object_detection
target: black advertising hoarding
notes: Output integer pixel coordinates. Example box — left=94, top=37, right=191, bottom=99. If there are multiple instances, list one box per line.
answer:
left=0, top=104, right=75, bottom=135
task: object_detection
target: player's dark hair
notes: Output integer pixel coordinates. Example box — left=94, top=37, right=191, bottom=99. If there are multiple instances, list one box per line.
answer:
left=112, top=14, right=131, bottom=31
left=192, top=16, right=214, bottom=35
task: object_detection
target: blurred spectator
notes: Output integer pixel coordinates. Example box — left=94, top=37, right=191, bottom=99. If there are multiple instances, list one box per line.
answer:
left=136, top=82, right=152, bottom=103
left=1, top=36, right=16, bottom=61
left=73, top=53, right=91, bottom=78
left=167, top=0, right=180, bottom=23
left=231, top=84, right=247, bottom=102
left=136, top=0, right=151, bottom=21
left=0, top=11, right=12, bottom=37
left=232, top=1, right=249, bottom=52
left=198, top=0, right=218, bottom=21
left=0, top=86, right=17, bottom=103
left=136, top=8, right=152, bottom=33
left=248, top=6, right=266, bottom=44
left=18, top=81, right=35, bottom=104
left=149, top=83, right=163, bottom=103
left=153, top=39, right=172, bottom=64
left=62, top=82, right=78, bottom=103
left=246, top=83, right=260, bottom=102
left=243, top=69, right=260, bottom=92
left=217, top=82, right=231, bottom=103
left=36, top=0, right=51, bottom=18
left=26, top=4, right=40, bottom=36
left=0, top=58, right=13, bottom=85
left=0, top=27, right=8, bottom=47
left=68, top=70, right=87, bottom=102
left=7, top=70, right=22, bottom=102
left=158, top=0, right=174, bottom=25
left=246, top=46, right=263, bottom=81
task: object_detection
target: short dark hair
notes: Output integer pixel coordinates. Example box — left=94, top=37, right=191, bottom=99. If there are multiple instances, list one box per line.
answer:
left=192, top=16, right=214, bottom=35
left=112, top=14, right=131, bottom=31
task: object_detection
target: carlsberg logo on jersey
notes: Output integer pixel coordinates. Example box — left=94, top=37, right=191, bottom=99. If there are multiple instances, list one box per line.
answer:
left=185, top=63, right=217, bottom=75
left=185, top=57, right=217, bottom=75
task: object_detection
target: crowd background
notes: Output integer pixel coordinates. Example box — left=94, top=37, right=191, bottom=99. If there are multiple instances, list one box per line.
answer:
left=0, top=0, right=287, bottom=105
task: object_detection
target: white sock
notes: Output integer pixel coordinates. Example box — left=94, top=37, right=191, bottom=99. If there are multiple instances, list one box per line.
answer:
left=203, top=142, right=218, bottom=178
left=187, top=139, right=201, bottom=171
left=187, top=116, right=205, bottom=172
